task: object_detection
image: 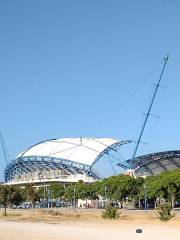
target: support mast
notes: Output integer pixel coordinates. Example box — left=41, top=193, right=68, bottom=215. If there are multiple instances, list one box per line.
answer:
left=0, top=133, right=9, bottom=164
left=130, top=55, right=169, bottom=169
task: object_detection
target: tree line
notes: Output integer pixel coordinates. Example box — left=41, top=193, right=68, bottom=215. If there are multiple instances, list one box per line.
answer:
left=0, top=169, right=180, bottom=214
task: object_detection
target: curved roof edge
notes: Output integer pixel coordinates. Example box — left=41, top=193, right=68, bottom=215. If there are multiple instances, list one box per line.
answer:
left=132, top=150, right=180, bottom=176
left=15, top=137, right=130, bottom=166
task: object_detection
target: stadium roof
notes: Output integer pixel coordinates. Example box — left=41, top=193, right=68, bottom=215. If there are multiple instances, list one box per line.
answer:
left=17, top=138, right=121, bottom=166
left=131, top=150, right=180, bottom=176
left=5, top=137, right=132, bottom=183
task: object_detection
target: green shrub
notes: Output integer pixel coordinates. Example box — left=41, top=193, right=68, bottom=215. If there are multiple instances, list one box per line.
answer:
left=156, top=202, right=175, bottom=221
left=102, top=204, right=120, bottom=219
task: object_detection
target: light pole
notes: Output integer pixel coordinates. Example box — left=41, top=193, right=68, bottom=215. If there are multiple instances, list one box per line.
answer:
left=47, top=189, right=51, bottom=208
left=59, top=187, right=65, bottom=203
left=39, top=173, right=46, bottom=207
left=43, top=182, right=46, bottom=205
left=144, top=183, right=147, bottom=212
left=104, top=186, right=107, bottom=207
left=74, top=187, right=76, bottom=208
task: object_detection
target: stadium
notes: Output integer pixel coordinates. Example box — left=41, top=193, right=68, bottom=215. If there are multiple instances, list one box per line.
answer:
left=4, top=137, right=131, bottom=185
left=4, top=57, right=176, bottom=186
left=4, top=137, right=180, bottom=185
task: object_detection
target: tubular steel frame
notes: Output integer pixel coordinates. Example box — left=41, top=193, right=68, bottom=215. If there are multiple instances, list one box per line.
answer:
left=131, top=150, right=180, bottom=176
left=5, top=140, right=132, bottom=182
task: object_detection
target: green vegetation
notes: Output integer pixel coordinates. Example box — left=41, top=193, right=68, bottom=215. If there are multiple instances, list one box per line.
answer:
left=49, top=183, right=65, bottom=199
left=0, top=169, right=180, bottom=219
left=25, top=184, right=39, bottom=210
left=145, top=169, right=180, bottom=208
left=0, top=185, right=23, bottom=215
left=156, top=202, right=175, bottom=221
left=102, top=204, right=120, bottom=219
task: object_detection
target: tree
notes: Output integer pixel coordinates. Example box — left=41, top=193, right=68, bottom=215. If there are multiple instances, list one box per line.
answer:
left=0, top=185, right=10, bottom=215
left=64, top=184, right=78, bottom=206
left=9, top=186, right=24, bottom=207
left=49, top=183, right=65, bottom=199
left=163, top=170, right=180, bottom=207
left=0, top=185, right=23, bottom=215
left=105, top=175, right=137, bottom=204
left=25, top=184, right=39, bottom=210
left=88, top=182, right=99, bottom=200
left=145, top=170, right=180, bottom=208
left=76, top=181, right=89, bottom=200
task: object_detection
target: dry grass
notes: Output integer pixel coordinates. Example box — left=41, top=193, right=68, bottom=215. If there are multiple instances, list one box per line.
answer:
left=0, top=208, right=180, bottom=224
left=1, top=209, right=180, bottom=240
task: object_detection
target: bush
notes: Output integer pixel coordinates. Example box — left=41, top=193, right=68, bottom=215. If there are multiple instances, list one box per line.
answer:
left=156, top=202, right=175, bottom=221
left=102, top=204, right=120, bottom=219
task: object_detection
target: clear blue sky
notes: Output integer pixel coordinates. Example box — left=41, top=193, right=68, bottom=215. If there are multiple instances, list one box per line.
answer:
left=0, top=0, right=180, bottom=180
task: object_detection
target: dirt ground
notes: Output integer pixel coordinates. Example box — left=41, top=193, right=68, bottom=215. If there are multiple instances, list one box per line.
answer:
left=0, top=209, right=180, bottom=240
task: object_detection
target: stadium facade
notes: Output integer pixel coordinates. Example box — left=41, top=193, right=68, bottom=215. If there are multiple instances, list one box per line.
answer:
left=4, top=137, right=180, bottom=185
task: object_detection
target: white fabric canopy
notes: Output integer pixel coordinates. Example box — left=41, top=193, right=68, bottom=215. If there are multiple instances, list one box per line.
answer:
left=17, top=138, right=119, bottom=166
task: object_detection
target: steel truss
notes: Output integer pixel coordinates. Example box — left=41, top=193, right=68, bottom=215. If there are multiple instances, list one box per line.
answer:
left=4, top=155, right=97, bottom=182
left=90, top=140, right=132, bottom=178
left=131, top=150, right=180, bottom=176
left=5, top=140, right=132, bottom=182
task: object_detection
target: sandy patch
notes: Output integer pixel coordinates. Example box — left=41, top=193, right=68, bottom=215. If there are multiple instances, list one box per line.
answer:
left=0, top=219, right=180, bottom=240
left=0, top=209, right=180, bottom=240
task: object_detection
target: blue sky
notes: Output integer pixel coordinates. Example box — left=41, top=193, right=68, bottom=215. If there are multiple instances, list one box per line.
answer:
left=0, top=0, right=180, bottom=180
